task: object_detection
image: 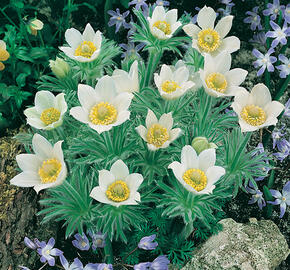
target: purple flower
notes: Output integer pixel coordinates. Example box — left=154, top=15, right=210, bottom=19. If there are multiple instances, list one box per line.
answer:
left=120, top=42, right=144, bottom=59
left=37, top=238, right=63, bottom=267
left=251, top=143, right=271, bottom=181
left=129, top=0, right=148, bottom=11
left=89, top=231, right=107, bottom=250
left=246, top=182, right=266, bottom=210
left=265, top=21, right=290, bottom=48
left=277, top=54, right=290, bottom=78
left=96, top=264, right=113, bottom=270
left=268, top=181, right=290, bottom=218
left=263, top=0, right=285, bottom=21
left=108, top=9, right=131, bottom=33
left=184, top=8, right=200, bottom=24
left=272, top=128, right=285, bottom=149
left=283, top=4, right=290, bottom=23
left=155, top=0, right=170, bottom=7
left=60, top=255, right=102, bottom=270
left=24, top=237, right=38, bottom=250
left=244, top=7, right=262, bottom=31
left=273, top=139, right=290, bottom=161
left=19, top=267, right=30, bottom=270
left=138, top=234, right=158, bottom=250
left=249, top=32, right=267, bottom=45
left=218, top=6, right=234, bottom=17
left=72, top=233, right=90, bottom=251
left=134, top=255, right=170, bottom=270
left=252, top=48, right=277, bottom=76
left=224, top=108, right=237, bottom=117
left=283, top=98, right=290, bottom=117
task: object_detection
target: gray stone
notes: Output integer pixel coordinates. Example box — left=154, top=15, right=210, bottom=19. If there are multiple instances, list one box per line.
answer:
left=182, top=218, right=289, bottom=270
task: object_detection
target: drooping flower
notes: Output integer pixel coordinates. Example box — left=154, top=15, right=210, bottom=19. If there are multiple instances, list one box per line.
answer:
left=37, top=238, right=63, bottom=266
left=243, top=6, right=262, bottom=31
left=183, top=6, right=240, bottom=56
left=154, top=63, right=195, bottom=100
left=60, top=23, right=102, bottom=62
left=0, top=40, right=10, bottom=71
left=136, top=109, right=181, bottom=151
left=108, top=9, right=131, bottom=33
left=231, top=84, right=284, bottom=132
left=112, top=60, right=139, bottom=93
left=129, top=0, right=148, bottom=11
left=49, top=57, right=70, bottom=79
left=273, top=139, right=290, bottom=161
left=60, top=255, right=101, bottom=270
left=200, top=51, right=247, bottom=98
left=134, top=255, right=170, bottom=270
left=148, top=6, right=182, bottom=40
left=88, top=231, right=107, bottom=249
left=120, top=42, right=144, bottom=59
left=10, top=134, right=67, bottom=193
left=72, top=233, right=90, bottom=251
left=24, top=237, right=39, bottom=250
left=272, top=128, right=285, bottom=149
left=90, top=160, right=143, bottom=207
left=263, top=0, right=285, bottom=21
left=246, top=182, right=266, bottom=210
left=265, top=21, right=289, bottom=48
left=155, top=0, right=170, bottom=7
left=252, top=48, right=277, bottom=76
left=24, top=91, right=67, bottom=130
left=28, top=18, right=44, bottom=36
left=268, top=181, right=290, bottom=218
left=249, top=32, right=267, bottom=45
left=169, top=145, right=225, bottom=194
left=277, top=54, right=290, bottom=79
left=70, top=76, right=133, bottom=134
left=138, top=234, right=158, bottom=250
left=283, top=98, right=290, bottom=117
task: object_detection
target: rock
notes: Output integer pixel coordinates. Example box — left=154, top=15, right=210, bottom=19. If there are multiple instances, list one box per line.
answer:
left=182, top=218, right=289, bottom=270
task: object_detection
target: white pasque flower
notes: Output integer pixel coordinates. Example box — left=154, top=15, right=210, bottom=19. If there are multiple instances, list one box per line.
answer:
left=154, top=63, right=195, bottom=100
left=136, top=109, right=181, bottom=151
left=90, top=160, right=143, bottom=207
left=70, top=75, right=133, bottom=134
left=24, top=91, right=67, bottom=130
left=60, top=23, right=102, bottom=62
left=10, top=134, right=67, bottom=193
left=231, top=83, right=285, bottom=132
left=111, top=60, right=139, bottom=93
left=148, top=6, right=182, bottom=40
left=200, top=51, right=248, bottom=97
left=169, top=145, right=225, bottom=194
left=183, top=6, right=240, bottom=56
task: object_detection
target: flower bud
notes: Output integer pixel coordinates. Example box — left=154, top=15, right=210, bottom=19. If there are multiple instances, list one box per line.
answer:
left=49, top=57, right=70, bottom=79
left=29, top=19, right=44, bottom=36
left=191, top=136, right=217, bottom=154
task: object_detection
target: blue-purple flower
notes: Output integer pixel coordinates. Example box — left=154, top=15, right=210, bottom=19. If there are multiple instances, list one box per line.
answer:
left=72, top=233, right=90, bottom=251
left=155, top=0, right=170, bottom=7
left=268, top=181, right=290, bottom=218
left=96, top=264, right=113, bottom=270
left=246, top=182, right=266, bottom=210
left=24, top=237, right=38, bottom=250
left=243, top=7, right=262, bottom=31
left=283, top=98, right=290, bottom=117
left=89, top=231, right=107, bottom=250
left=249, top=32, right=267, bottom=45
left=283, top=4, right=290, bottom=23
left=263, top=0, right=285, bottom=21
left=138, top=234, right=158, bottom=250
left=253, top=48, right=277, bottom=76
left=265, top=21, right=289, bottom=48
left=251, top=143, right=271, bottom=181
left=120, top=42, right=144, bottom=59
left=19, top=267, right=30, bottom=270
left=277, top=54, right=290, bottom=78
left=60, top=255, right=102, bottom=270
left=129, top=0, right=148, bottom=11
left=272, top=127, right=285, bottom=149
left=273, top=139, right=290, bottom=161
left=37, top=238, right=63, bottom=266
left=108, top=9, right=131, bottom=33
left=134, top=255, right=170, bottom=270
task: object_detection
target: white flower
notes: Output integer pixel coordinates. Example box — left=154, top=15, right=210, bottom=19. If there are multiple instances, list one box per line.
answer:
left=136, top=109, right=181, bottom=151
left=168, top=145, right=225, bottom=194
left=200, top=51, right=248, bottom=97
left=10, top=134, right=67, bottom=193
left=154, top=63, right=195, bottom=100
left=59, top=23, right=102, bottom=62
left=24, top=91, right=67, bottom=130
left=111, top=60, right=139, bottom=93
left=231, top=83, right=285, bottom=132
left=148, top=6, right=182, bottom=40
left=70, top=75, right=133, bottom=134
left=90, top=160, right=143, bottom=207
left=183, top=6, right=240, bottom=56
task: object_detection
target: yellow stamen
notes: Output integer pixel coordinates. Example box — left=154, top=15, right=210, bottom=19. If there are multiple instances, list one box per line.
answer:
left=38, top=158, right=62, bottom=184
left=89, top=102, right=117, bottom=125
left=197, top=28, right=221, bottom=53
left=205, top=72, right=227, bottom=93
left=240, top=105, right=266, bottom=126
left=146, top=124, right=169, bottom=148
left=75, top=41, right=96, bottom=58
left=106, top=180, right=130, bottom=202
left=182, top=168, right=207, bottom=192
left=152, top=20, right=171, bottom=35
left=40, top=108, right=61, bottom=126
left=161, top=80, right=181, bottom=93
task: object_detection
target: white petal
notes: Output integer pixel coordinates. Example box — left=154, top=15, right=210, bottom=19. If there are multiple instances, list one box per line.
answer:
left=197, top=6, right=216, bottom=29
left=181, top=145, right=198, bottom=169
left=219, top=36, right=240, bottom=54
left=77, top=84, right=97, bottom=110
left=98, top=170, right=115, bottom=191
left=159, top=112, right=173, bottom=130
left=32, top=134, right=53, bottom=159
left=110, top=160, right=129, bottom=180
left=93, top=31, right=102, bottom=49
left=82, top=23, right=95, bottom=41
left=160, top=64, right=173, bottom=81
left=95, top=75, right=117, bottom=102
left=225, top=68, right=248, bottom=86
left=250, top=83, right=272, bottom=108
left=136, top=125, right=147, bottom=141
left=264, top=101, right=284, bottom=118
left=52, top=141, right=64, bottom=161
left=174, top=67, right=189, bottom=85
left=146, top=109, right=158, bottom=128
left=214, top=16, right=233, bottom=39
left=114, top=110, right=130, bottom=126
left=89, top=123, right=113, bottom=134
left=170, top=21, right=182, bottom=35
left=225, top=86, right=247, bottom=97
left=16, top=154, right=42, bottom=172
left=152, top=6, right=166, bottom=22
left=183, top=24, right=201, bottom=38
left=165, top=9, right=178, bottom=25
left=24, top=107, right=40, bottom=119
left=232, top=89, right=250, bottom=114
left=90, top=186, right=113, bottom=205
left=34, top=182, right=61, bottom=194
left=134, top=192, right=141, bottom=202
left=147, top=143, right=158, bottom=151
left=206, top=166, right=225, bottom=186
left=113, top=93, right=133, bottom=111
left=239, top=119, right=259, bottom=132
left=126, top=173, right=143, bottom=193
left=27, top=118, right=46, bottom=129
left=168, top=161, right=185, bottom=182
left=54, top=93, right=68, bottom=114
left=10, top=172, right=40, bottom=187
left=198, top=149, right=216, bottom=172
left=169, top=128, right=181, bottom=141
left=59, top=46, right=75, bottom=59
left=65, top=28, right=82, bottom=49
left=215, top=51, right=231, bottom=73
left=70, top=106, right=89, bottom=124
left=35, top=91, right=55, bottom=113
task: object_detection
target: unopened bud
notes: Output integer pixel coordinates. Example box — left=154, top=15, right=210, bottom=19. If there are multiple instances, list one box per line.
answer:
left=49, top=57, right=70, bottom=79
left=191, top=136, right=217, bottom=154
left=29, top=19, right=44, bottom=36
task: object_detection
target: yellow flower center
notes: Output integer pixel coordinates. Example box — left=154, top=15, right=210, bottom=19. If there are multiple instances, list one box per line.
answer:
left=240, top=105, right=266, bottom=126
left=161, top=80, right=181, bottom=93
left=182, top=168, right=207, bottom=192
left=146, top=124, right=169, bottom=148
left=89, top=102, right=117, bottom=125
left=197, top=28, right=221, bottom=53
left=40, top=107, right=61, bottom=125
left=106, top=180, right=130, bottom=202
left=0, top=48, right=10, bottom=62
left=75, top=41, right=96, bottom=58
left=205, top=72, right=228, bottom=93
left=38, top=158, right=62, bottom=184
left=152, top=20, right=171, bottom=35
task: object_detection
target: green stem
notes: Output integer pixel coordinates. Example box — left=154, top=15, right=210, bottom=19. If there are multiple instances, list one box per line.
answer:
left=264, top=0, right=270, bottom=49
left=273, top=75, right=290, bottom=101
left=264, top=70, right=270, bottom=90
left=143, top=48, right=162, bottom=88
left=0, top=8, right=19, bottom=29
left=104, top=238, right=114, bottom=264
left=16, top=10, right=32, bottom=48
left=104, top=0, right=114, bottom=40
left=103, top=131, right=114, bottom=154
